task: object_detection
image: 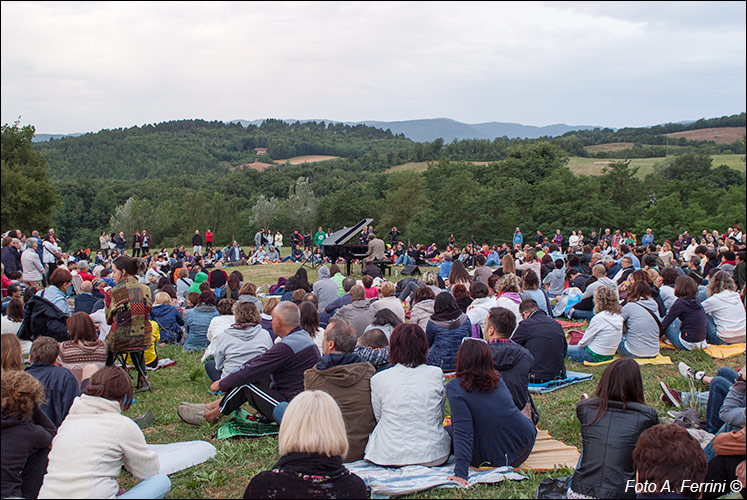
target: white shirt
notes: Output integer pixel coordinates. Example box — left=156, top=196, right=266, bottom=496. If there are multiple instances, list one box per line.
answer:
left=364, top=364, right=451, bottom=466
left=39, top=395, right=159, bottom=499
left=702, top=290, right=747, bottom=344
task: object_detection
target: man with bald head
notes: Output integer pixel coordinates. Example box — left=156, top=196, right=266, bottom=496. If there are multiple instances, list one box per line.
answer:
left=179, top=301, right=321, bottom=425
left=73, top=280, right=104, bottom=314
left=567, top=264, right=619, bottom=320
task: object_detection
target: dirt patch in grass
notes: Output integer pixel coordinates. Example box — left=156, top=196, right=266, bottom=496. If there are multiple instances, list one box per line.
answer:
left=230, top=162, right=274, bottom=172
left=273, top=155, right=340, bottom=165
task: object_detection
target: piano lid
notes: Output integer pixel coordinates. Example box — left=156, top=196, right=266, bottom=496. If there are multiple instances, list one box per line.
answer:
left=324, top=218, right=374, bottom=246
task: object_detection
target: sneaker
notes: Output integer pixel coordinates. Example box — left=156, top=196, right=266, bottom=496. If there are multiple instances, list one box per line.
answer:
left=660, top=381, right=682, bottom=408
left=246, top=412, right=271, bottom=424
left=147, top=358, right=177, bottom=371
left=677, top=362, right=704, bottom=382
left=177, top=403, right=207, bottom=426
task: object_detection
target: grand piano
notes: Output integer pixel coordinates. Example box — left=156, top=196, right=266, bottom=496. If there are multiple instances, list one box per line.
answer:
left=323, top=218, right=373, bottom=276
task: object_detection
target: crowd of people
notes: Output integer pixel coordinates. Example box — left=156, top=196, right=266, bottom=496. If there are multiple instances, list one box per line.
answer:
left=1, top=222, right=746, bottom=499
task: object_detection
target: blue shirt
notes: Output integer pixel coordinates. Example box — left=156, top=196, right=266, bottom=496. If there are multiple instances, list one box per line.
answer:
left=439, top=260, right=453, bottom=279
left=36, top=285, right=72, bottom=316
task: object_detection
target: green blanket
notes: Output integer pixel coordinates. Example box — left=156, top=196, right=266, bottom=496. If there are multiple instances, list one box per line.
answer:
left=216, top=408, right=279, bottom=439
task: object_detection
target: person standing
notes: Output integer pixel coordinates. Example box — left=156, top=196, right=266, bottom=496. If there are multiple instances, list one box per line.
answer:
left=99, top=230, right=111, bottom=258
left=132, top=232, right=141, bottom=258
left=314, top=227, right=327, bottom=250
left=41, top=235, right=62, bottom=282
left=389, top=227, right=400, bottom=247
left=192, top=230, right=203, bottom=257
left=205, top=228, right=213, bottom=252
left=512, top=227, right=523, bottom=247
left=254, top=228, right=265, bottom=253
left=140, top=230, right=150, bottom=258
left=274, top=230, right=283, bottom=253
left=641, top=228, right=654, bottom=248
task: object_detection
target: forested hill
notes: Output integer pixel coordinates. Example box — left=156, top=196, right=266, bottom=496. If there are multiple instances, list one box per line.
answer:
left=35, top=119, right=415, bottom=180
left=34, top=114, right=746, bottom=181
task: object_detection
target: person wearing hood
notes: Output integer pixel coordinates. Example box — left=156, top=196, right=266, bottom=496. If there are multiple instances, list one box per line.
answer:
left=303, top=318, right=376, bottom=462
left=409, top=286, right=436, bottom=331
left=566, top=286, right=623, bottom=363
left=312, top=266, right=339, bottom=312
left=150, top=292, right=184, bottom=344
left=202, top=298, right=237, bottom=363
left=701, top=270, right=746, bottom=345
left=236, top=282, right=263, bottom=311
left=187, top=271, right=208, bottom=294
left=205, top=301, right=272, bottom=382
left=483, top=306, right=537, bottom=424
left=183, top=291, right=220, bottom=351
left=425, top=293, right=472, bottom=373
left=1, top=371, right=57, bottom=500
left=334, top=285, right=375, bottom=338
left=38, top=366, right=171, bottom=499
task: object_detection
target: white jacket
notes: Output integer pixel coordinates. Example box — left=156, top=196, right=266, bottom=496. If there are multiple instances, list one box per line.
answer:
left=578, top=310, right=623, bottom=356
left=21, top=247, right=45, bottom=282
left=364, top=364, right=451, bottom=466
left=39, top=395, right=159, bottom=499
left=702, top=291, right=747, bottom=344
left=466, top=296, right=497, bottom=331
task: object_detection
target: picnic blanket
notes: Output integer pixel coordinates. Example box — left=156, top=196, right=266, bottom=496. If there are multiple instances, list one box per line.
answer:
left=557, top=320, right=585, bottom=329
left=583, top=352, right=673, bottom=367
left=520, top=430, right=579, bottom=471
left=148, top=441, right=216, bottom=475
left=528, top=371, right=593, bottom=393
left=216, top=408, right=279, bottom=439
left=345, top=457, right=526, bottom=499
left=659, top=340, right=746, bottom=359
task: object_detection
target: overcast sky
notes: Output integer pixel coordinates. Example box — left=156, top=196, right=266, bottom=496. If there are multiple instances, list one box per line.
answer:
left=2, top=1, right=745, bottom=134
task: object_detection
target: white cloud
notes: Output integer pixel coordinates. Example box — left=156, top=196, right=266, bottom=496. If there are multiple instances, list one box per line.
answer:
left=1, top=1, right=744, bottom=132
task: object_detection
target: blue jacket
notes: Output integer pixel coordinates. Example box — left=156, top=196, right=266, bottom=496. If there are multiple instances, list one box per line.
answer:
left=425, top=314, right=472, bottom=372
left=25, top=363, right=79, bottom=428
left=73, top=293, right=104, bottom=314
left=150, top=303, right=185, bottom=344
left=183, top=304, right=219, bottom=351
left=447, top=377, right=537, bottom=479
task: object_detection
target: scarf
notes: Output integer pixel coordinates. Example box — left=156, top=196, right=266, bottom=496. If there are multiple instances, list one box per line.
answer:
left=273, top=452, right=347, bottom=479
left=316, top=353, right=362, bottom=370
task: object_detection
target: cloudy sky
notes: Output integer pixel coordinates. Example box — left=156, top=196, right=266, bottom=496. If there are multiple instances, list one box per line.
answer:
left=1, top=1, right=745, bottom=134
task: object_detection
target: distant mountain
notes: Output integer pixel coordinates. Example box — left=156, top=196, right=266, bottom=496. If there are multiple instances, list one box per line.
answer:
left=32, top=133, right=83, bottom=142
left=225, top=117, right=600, bottom=142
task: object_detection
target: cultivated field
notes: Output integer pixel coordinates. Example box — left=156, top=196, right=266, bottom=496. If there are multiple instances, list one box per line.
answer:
left=664, top=126, right=746, bottom=144
left=229, top=161, right=274, bottom=172
left=273, top=155, right=341, bottom=165
left=387, top=154, right=745, bottom=178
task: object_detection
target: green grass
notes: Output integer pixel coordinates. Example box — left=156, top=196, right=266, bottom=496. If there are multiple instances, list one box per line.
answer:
left=566, top=154, right=745, bottom=177
left=120, top=263, right=745, bottom=498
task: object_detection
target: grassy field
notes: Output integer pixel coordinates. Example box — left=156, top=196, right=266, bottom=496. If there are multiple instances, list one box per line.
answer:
left=386, top=154, right=745, bottom=178
left=118, top=263, right=745, bottom=498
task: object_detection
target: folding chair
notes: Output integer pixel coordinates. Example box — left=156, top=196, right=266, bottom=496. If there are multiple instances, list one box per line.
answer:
left=115, top=349, right=153, bottom=393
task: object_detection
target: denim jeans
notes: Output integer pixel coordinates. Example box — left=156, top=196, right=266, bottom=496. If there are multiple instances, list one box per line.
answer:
left=395, top=254, right=414, bottom=266
left=617, top=339, right=654, bottom=359
left=566, top=345, right=596, bottom=363
left=486, top=257, right=500, bottom=267
left=204, top=359, right=221, bottom=382
left=680, top=367, right=738, bottom=433
left=568, top=308, right=594, bottom=321
left=118, top=474, right=171, bottom=499
left=705, top=315, right=726, bottom=345
left=398, top=281, right=420, bottom=302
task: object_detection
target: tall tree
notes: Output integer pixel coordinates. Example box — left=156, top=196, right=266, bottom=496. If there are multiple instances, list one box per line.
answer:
left=1, top=121, right=58, bottom=232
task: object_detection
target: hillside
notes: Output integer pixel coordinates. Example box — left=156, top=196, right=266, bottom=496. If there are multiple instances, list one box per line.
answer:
left=663, top=126, right=745, bottom=144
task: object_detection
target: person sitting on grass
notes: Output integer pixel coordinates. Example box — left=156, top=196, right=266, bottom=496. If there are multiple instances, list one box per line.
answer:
left=354, top=328, right=390, bottom=372
left=178, top=302, right=320, bottom=426
left=519, top=270, right=552, bottom=317
left=204, top=301, right=272, bottom=382
left=482, top=307, right=537, bottom=423
left=334, top=285, right=375, bottom=338
left=511, top=298, right=567, bottom=383
left=38, top=366, right=171, bottom=499
left=242, top=390, right=367, bottom=499
left=659, top=275, right=707, bottom=351
left=703, top=427, right=746, bottom=499
left=25, top=336, right=79, bottom=428
left=149, top=291, right=184, bottom=344
left=183, top=290, right=220, bottom=352
left=361, top=274, right=379, bottom=299
left=661, top=364, right=745, bottom=434
left=542, top=259, right=566, bottom=299
left=1, top=370, right=57, bottom=500
left=304, top=318, right=376, bottom=462
left=425, top=292, right=472, bottom=373
left=1, top=333, right=24, bottom=372
left=57, top=312, right=107, bottom=390
left=566, top=286, right=623, bottom=364
left=445, top=337, right=537, bottom=486
left=567, top=358, right=659, bottom=499
left=618, top=280, right=661, bottom=359
left=701, top=270, right=746, bottom=345
left=364, top=324, right=451, bottom=467
left=632, top=424, right=707, bottom=500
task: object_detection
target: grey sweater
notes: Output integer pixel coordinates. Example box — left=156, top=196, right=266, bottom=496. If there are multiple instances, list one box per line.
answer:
left=719, top=379, right=746, bottom=428
left=213, top=324, right=274, bottom=379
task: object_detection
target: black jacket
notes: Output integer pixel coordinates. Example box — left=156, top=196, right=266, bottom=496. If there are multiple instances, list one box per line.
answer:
left=489, top=340, right=539, bottom=424
left=510, top=310, right=567, bottom=383
left=18, top=294, right=69, bottom=342
left=570, top=399, right=659, bottom=498
left=1, top=408, right=57, bottom=499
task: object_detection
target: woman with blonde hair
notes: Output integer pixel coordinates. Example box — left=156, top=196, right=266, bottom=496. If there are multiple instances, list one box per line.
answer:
left=243, top=390, right=366, bottom=499
left=566, top=286, right=623, bottom=363
left=659, top=241, right=674, bottom=268
left=516, top=248, right=541, bottom=281
left=494, top=273, right=523, bottom=325
left=150, top=291, right=184, bottom=344
left=702, top=270, right=746, bottom=345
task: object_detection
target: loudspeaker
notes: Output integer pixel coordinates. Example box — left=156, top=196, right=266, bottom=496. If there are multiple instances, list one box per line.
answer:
left=401, top=264, right=421, bottom=275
